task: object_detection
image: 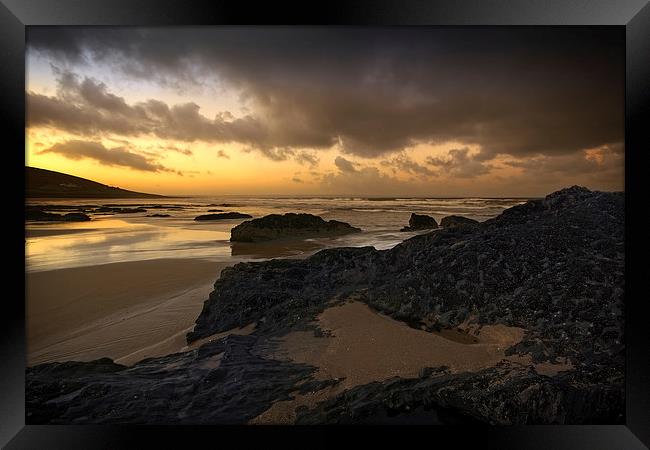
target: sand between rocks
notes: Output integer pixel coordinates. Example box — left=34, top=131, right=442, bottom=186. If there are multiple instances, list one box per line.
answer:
left=252, top=300, right=572, bottom=424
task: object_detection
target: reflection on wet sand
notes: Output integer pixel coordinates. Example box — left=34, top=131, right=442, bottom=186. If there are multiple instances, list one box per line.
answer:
left=26, top=218, right=233, bottom=272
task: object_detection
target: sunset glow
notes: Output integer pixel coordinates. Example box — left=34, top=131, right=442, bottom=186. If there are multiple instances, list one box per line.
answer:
left=26, top=27, right=624, bottom=196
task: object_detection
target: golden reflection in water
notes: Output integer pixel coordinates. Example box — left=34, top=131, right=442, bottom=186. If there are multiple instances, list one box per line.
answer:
left=26, top=217, right=232, bottom=272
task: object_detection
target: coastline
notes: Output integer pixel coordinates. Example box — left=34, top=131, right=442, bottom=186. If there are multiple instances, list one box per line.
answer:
left=24, top=187, right=624, bottom=425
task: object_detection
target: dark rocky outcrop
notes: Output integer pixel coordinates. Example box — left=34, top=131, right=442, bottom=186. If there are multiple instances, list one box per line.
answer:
left=400, top=213, right=438, bottom=232
left=27, top=186, right=624, bottom=424
left=184, top=186, right=623, bottom=423
left=296, top=361, right=623, bottom=424
left=187, top=246, right=377, bottom=341
left=146, top=214, right=171, bottom=218
left=26, top=335, right=318, bottom=424
left=207, top=209, right=224, bottom=212
left=194, top=212, right=252, bottom=221
left=191, top=187, right=623, bottom=363
left=440, top=215, right=479, bottom=228
left=26, top=210, right=91, bottom=222
left=62, top=213, right=92, bottom=222
left=27, top=204, right=96, bottom=212
left=230, top=213, right=362, bottom=243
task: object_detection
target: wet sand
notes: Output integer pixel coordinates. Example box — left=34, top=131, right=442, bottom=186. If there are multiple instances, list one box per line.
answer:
left=27, top=258, right=229, bottom=366
left=252, top=301, right=571, bottom=424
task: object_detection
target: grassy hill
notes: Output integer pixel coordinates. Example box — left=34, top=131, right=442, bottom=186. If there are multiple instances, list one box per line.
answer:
left=26, top=167, right=165, bottom=199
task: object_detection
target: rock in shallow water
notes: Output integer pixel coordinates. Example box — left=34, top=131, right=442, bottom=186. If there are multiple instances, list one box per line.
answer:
left=230, top=213, right=361, bottom=242
left=400, top=213, right=439, bottom=232
left=440, top=215, right=479, bottom=228
left=26, top=210, right=91, bottom=222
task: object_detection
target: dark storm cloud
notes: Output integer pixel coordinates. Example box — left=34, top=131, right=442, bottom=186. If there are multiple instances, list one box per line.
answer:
left=39, top=139, right=178, bottom=173
left=27, top=27, right=624, bottom=160
left=504, top=144, right=623, bottom=178
left=426, top=148, right=492, bottom=178
left=28, top=70, right=274, bottom=147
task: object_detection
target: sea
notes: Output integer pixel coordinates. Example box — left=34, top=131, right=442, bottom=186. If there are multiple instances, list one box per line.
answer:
left=25, top=196, right=529, bottom=272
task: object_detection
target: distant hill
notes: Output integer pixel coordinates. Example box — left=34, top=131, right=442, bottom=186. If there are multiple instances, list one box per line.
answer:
left=26, top=167, right=165, bottom=198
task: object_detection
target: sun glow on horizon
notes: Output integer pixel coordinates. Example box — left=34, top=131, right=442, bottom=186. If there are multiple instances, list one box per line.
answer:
left=25, top=27, right=624, bottom=197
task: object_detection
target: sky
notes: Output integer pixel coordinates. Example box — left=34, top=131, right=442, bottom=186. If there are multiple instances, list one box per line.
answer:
left=25, top=27, right=624, bottom=197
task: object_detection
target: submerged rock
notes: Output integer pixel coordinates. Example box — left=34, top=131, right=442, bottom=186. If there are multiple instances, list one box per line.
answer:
left=400, top=213, right=438, bottom=232
left=194, top=212, right=252, bottom=221
left=230, top=213, right=362, bottom=243
left=440, top=215, right=479, bottom=228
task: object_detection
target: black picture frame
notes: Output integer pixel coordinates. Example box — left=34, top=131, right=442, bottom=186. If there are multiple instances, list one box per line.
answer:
left=3, top=1, right=649, bottom=448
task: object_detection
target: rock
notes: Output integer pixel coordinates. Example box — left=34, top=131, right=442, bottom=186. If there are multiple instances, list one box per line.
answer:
left=26, top=210, right=91, bottom=222
left=189, top=186, right=624, bottom=420
left=296, top=361, right=624, bottom=424
left=400, top=213, right=438, bottom=231
left=62, top=213, right=91, bottom=222
left=26, top=335, right=318, bottom=424
left=192, top=187, right=623, bottom=368
left=440, top=215, right=479, bottom=228
left=194, top=212, right=252, bottom=221
left=146, top=214, right=171, bottom=217
left=186, top=246, right=377, bottom=341
left=26, top=210, right=63, bottom=221
left=230, top=213, right=362, bottom=243
left=27, top=204, right=96, bottom=212
left=207, top=209, right=224, bottom=212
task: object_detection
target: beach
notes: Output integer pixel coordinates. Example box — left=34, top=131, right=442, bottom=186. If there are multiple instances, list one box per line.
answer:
left=24, top=187, right=624, bottom=425
left=26, top=258, right=229, bottom=366
left=25, top=196, right=524, bottom=367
